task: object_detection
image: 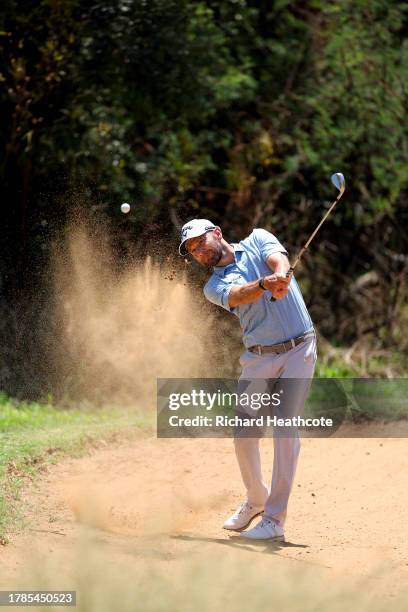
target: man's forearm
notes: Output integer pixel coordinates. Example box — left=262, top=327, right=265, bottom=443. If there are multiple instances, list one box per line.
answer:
left=267, top=253, right=291, bottom=276
left=228, top=280, right=264, bottom=308
left=228, top=253, right=292, bottom=308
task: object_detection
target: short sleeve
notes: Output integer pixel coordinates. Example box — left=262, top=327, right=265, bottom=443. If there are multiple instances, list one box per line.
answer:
left=203, top=277, right=236, bottom=313
left=253, top=228, right=288, bottom=260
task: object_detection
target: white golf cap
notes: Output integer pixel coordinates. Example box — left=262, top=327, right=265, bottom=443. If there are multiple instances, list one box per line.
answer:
left=178, top=219, right=217, bottom=256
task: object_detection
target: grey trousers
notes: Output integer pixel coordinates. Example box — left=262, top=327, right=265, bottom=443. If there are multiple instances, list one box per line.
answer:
left=234, top=336, right=317, bottom=527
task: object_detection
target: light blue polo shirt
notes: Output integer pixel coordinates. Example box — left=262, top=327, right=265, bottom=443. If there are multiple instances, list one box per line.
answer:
left=203, top=228, right=314, bottom=348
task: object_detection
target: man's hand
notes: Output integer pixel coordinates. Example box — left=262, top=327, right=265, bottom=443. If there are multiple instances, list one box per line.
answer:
left=265, top=251, right=293, bottom=300
left=263, top=272, right=292, bottom=300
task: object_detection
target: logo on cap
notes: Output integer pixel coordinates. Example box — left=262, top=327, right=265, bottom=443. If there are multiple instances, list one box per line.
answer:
left=182, top=226, right=193, bottom=237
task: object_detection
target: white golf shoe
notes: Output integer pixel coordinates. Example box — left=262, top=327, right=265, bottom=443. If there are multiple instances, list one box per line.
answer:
left=240, top=517, right=285, bottom=541
left=223, top=501, right=264, bottom=531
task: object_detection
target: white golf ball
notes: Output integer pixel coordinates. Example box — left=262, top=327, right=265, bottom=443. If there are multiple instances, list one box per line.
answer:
left=121, top=202, right=130, bottom=214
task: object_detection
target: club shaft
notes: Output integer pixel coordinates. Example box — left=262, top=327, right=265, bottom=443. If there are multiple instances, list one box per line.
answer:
left=290, top=191, right=344, bottom=272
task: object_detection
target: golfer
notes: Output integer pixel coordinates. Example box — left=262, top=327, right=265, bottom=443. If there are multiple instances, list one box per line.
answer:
left=179, top=219, right=317, bottom=541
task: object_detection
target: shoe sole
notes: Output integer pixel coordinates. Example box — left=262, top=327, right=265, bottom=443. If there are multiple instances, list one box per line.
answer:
left=222, top=510, right=264, bottom=532
left=240, top=534, right=285, bottom=542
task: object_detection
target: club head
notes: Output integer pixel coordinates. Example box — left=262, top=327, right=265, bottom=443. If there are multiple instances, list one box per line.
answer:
left=331, top=172, right=345, bottom=194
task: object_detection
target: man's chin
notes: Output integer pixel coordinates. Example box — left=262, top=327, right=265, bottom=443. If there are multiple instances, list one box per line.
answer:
left=203, top=254, right=222, bottom=267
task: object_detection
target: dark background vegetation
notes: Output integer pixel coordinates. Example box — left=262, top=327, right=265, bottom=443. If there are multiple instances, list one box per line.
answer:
left=0, top=0, right=407, bottom=399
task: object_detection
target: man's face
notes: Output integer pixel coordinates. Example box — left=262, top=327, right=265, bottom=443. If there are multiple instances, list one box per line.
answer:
left=185, top=229, right=223, bottom=266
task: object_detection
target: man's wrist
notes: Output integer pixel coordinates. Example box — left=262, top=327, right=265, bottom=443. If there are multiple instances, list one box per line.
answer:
left=258, top=277, right=267, bottom=291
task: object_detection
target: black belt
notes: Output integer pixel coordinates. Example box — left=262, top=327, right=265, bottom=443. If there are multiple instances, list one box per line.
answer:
left=248, top=330, right=316, bottom=356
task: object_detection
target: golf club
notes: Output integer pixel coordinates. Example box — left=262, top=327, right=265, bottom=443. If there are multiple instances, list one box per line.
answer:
left=270, top=172, right=346, bottom=301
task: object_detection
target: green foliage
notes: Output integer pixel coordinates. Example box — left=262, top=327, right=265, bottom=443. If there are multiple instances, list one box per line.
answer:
left=1, top=0, right=406, bottom=226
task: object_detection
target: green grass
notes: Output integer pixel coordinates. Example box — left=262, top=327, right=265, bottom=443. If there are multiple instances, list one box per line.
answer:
left=315, top=361, right=357, bottom=378
left=315, top=347, right=408, bottom=378
left=0, top=393, right=153, bottom=543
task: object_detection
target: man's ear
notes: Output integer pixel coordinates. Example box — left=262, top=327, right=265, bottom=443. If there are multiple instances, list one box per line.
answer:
left=213, top=227, right=222, bottom=239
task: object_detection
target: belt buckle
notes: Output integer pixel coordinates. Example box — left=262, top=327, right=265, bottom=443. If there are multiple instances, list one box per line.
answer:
left=257, top=346, right=262, bottom=356
left=290, top=338, right=296, bottom=349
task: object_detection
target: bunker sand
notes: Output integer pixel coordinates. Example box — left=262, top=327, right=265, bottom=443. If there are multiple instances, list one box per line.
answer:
left=1, top=432, right=407, bottom=605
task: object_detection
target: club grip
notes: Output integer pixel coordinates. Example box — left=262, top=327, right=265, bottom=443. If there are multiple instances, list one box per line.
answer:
left=269, top=268, right=294, bottom=302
